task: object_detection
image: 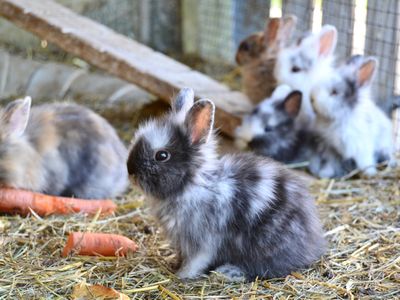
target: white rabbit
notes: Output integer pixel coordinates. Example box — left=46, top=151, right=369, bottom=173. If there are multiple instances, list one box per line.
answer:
left=274, top=25, right=338, bottom=129
left=311, top=57, right=395, bottom=176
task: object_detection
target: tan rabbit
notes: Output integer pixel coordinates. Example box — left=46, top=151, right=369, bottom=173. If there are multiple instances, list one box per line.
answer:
left=236, top=15, right=297, bottom=104
left=0, top=97, right=128, bottom=199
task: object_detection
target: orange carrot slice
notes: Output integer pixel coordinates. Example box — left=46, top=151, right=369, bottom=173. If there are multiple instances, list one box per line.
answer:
left=62, top=232, right=138, bottom=257
left=0, top=187, right=116, bottom=216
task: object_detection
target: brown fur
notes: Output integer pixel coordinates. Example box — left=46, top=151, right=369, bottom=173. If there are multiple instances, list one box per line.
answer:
left=236, top=16, right=297, bottom=104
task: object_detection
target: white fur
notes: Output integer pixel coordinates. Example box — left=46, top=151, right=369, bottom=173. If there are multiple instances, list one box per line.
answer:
left=312, top=72, right=394, bottom=175
left=234, top=84, right=293, bottom=148
left=274, top=26, right=337, bottom=129
left=177, top=249, right=214, bottom=279
left=133, top=119, right=171, bottom=150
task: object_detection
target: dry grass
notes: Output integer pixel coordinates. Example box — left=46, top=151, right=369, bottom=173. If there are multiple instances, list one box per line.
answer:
left=0, top=167, right=399, bottom=299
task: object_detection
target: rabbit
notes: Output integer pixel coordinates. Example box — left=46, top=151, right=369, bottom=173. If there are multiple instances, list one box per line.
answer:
left=127, top=88, right=326, bottom=281
left=274, top=25, right=338, bottom=129
left=311, top=56, right=395, bottom=176
left=0, top=97, right=128, bottom=198
left=236, top=15, right=297, bottom=104
left=235, top=85, right=355, bottom=178
left=235, top=85, right=307, bottom=162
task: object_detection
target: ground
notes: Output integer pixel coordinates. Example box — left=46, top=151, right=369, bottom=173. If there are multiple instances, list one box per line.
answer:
left=0, top=126, right=399, bottom=299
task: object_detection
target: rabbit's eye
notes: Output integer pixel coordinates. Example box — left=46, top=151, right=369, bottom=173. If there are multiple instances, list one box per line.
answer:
left=264, top=126, right=273, bottom=132
left=291, top=66, right=301, bottom=73
left=252, top=107, right=259, bottom=115
left=239, top=42, right=250, bottom=52
left=155, top=150, right=171, bottom=162
left=330, top=89, right=338, bottom=96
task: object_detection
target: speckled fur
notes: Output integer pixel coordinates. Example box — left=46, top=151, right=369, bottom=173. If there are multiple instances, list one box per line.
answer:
left=234, top=85, right=353, bottom=178
left=0, top=98, right=128, bottom=198
left=128, top=88, right=326, bottom=280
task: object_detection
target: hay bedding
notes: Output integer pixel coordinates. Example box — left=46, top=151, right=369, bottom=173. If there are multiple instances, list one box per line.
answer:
left=0, top=168, right=399, bottom=300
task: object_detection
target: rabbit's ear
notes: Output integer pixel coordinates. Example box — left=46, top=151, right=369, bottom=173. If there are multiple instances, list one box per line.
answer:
left=317, top=25, right=337, bottom=58
left=356, top=57, right=377, bottom=87
left=283, top=91, right=302, bottom=118
left=265, top=15, right=297, bottom=57
left=172, top=88, right=194, bottom=120
left=3, top=96, right=31, bottom=138
left=185, top=100, right=215, bottom=145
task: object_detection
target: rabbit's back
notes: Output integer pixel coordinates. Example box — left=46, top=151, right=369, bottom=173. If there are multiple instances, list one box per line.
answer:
left=26, top=103, right=128, bottom=198
left=212, top=154, right=326, bottom=278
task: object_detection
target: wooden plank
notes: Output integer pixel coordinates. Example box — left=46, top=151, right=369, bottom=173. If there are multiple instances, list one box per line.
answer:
left=322, top=0, right=355, bottom=60
left=282, top=0, right=313, bottom=33
left=0, top=0, right=251, bottom=137
left=365, top=0, right=399, bottom=105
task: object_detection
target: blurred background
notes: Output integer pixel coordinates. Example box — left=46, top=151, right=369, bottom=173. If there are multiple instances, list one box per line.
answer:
left=0, top=0, right=398, bottom=143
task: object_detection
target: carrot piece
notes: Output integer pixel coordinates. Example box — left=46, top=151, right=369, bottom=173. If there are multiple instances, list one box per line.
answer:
left=0, top=187, right=116, bottom=216
left=62, top=232, right=138, bottom=257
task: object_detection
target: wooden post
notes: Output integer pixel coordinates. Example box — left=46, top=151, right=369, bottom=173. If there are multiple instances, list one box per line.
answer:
left=365, top=0, right=399, bottom=105
left=322, top=0, right=355, bottom=60
left=0, top=0, right=251, bottom=137
left=282, top=0, right=313, bottom=33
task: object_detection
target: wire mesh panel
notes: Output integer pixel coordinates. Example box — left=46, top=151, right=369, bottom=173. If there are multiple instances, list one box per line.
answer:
left=233, top=0, right=270, bottom=46
left=282, top=0, right=313, bottom=33
left=56, top=0, right=400, bottom=105
left=84, top=0, right=137, bottom=39
left=197, top=0, right=235, bottom=63
left=322, top=0, right=355, bottom=60
left=364, top=0, right=400, bottom=104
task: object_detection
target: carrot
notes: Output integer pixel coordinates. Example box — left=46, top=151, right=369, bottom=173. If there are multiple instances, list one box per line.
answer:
left=0, top=187, right=116, bottom=216
left=62, top=232, right=138, bottom=257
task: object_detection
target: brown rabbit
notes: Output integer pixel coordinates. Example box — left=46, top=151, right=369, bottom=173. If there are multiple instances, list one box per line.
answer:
left=0, top=97, right=128, bottom=199
left=236, top=15, right=297, bottom=104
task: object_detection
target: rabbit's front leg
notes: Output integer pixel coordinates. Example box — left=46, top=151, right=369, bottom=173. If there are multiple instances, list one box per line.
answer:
left=354, top=150, right=377, bottom=176
left=177, top=249, right=213, bottom=280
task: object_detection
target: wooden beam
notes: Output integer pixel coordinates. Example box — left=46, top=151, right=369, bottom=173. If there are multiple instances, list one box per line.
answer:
left=0, top=0, right=251, bottom=137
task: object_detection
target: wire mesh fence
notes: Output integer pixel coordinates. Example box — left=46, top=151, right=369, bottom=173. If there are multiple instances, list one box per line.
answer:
left=82, top=0, right=399, bottom=102
left=77, top=0, right=400, bottom=148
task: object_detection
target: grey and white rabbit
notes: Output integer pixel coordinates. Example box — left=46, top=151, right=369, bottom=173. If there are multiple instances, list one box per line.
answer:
left=127, top=88, right=326, bottom=281
left=235, top=85, right=355, bottom=178
left=311, top=56, right=395, bottom=176
left=236, top=15, right=297, bottom=104
left=274, top=25, right=338, bottom=129
left=0, top=97, right=128, bottom=198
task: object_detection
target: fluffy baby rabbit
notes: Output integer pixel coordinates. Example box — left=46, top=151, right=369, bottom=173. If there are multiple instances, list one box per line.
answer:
left=236, top=15, right=297, bottom=104
left=235, top=85, right=354, bottom=178
left=274, top=25, right=337, bottom=129
left=127, top=88, right=326, bottom=281
left=0, top=97, right=128, bottom=198
left=311, top=57, right=395, bottom=176
left=235, top=85, right=306, bottom=162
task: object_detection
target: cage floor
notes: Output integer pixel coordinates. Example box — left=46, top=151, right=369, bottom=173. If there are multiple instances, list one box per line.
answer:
left=0, top=159, right=399, bottom=299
